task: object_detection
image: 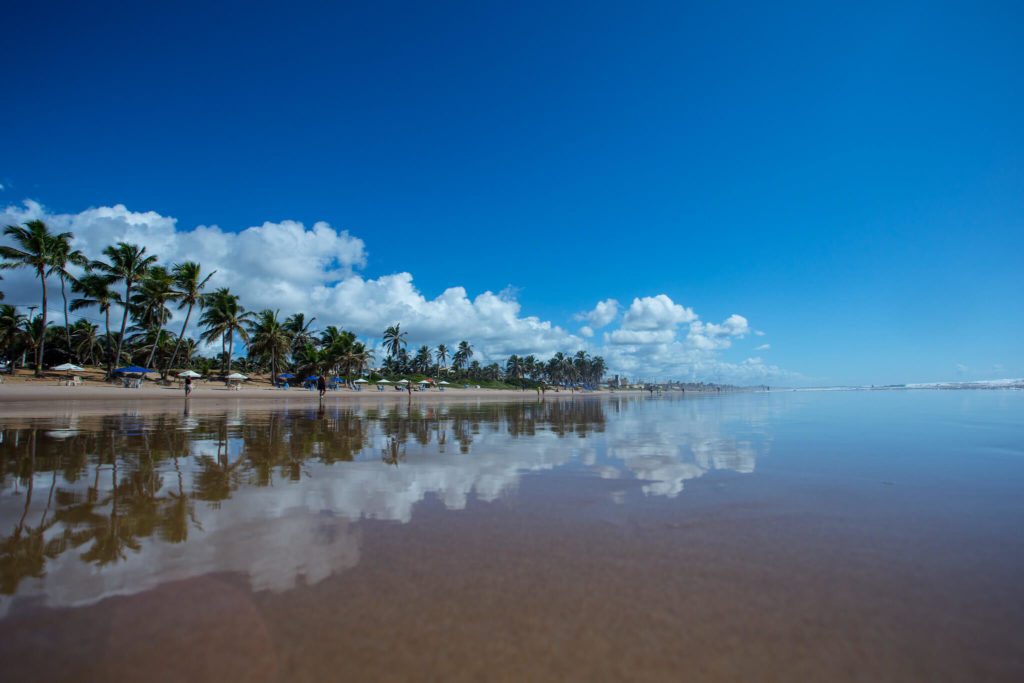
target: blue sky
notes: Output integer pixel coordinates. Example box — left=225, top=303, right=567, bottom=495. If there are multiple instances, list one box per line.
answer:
left=2, top=0, right=1021, bottom=385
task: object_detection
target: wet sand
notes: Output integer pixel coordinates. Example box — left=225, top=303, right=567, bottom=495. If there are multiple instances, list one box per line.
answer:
left=2, top=477, right=1021, bottom=682
left=1, top=392, right=1022, bottom=681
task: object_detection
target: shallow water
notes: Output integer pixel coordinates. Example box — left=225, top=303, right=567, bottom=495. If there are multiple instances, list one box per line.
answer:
left=1, top=391, right=1022, bottom=681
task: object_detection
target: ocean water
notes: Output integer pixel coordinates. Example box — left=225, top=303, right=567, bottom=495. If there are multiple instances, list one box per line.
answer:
left=1, top=391, right=1022, bottom=681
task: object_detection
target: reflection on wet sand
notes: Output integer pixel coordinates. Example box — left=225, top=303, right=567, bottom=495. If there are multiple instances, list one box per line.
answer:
left=0, top=397, right=767, bottom=611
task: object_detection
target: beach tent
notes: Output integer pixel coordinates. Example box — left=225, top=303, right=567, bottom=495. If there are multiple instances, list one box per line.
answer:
left=178, top=370, right=202, bottom=378
left=114, top=366, right=150, bottom=374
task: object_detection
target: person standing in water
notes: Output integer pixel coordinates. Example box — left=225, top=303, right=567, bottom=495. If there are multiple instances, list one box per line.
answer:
left=184, top=375, right=193, bottom=397
left=317, top=374, right=327, bottom=400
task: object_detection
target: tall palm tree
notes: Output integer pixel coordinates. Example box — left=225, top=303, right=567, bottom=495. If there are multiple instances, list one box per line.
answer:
left=70, top=274, right=121, bottom=373
left=164, top=261, right=215, bottom=378
left=91, top=243, right=157, bottom=374
left=435, top=343, right=449, bottom=370
left=382, top=323, right=407, bottom=358
left=199, top=288, right=254, bottom=375
left=247, top=309, right=292, bottom=383
left=47, top=234, right=88, bottom=356
left=1, top=220, right=70, bottom=375
left=130, top=265, right=179, bottom=372
left=413, top=345, right=432, bottom=373
left=284, top=313, right=317, bottom=357
left=453, top=340, right=473, bottom=371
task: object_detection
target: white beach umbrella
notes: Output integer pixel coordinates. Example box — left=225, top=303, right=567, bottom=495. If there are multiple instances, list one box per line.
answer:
left=438, top=380, right=450, bottom=385
left=376, top=379, right=392, bottom=384
left=353, top=378, right=368, bottom=383
left=53, top=363, right=84, bottom=372
left=225, top=373, right=248, bottom=380
left=178, top=370, right=202, bottom=378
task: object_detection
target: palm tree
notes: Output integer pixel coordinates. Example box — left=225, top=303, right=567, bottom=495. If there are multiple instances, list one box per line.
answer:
left=91, top=243, right=157, bottom=375
left=284, top=313, right=317, bottom=357
left=247, top=309, right=292, bottom=383
left=47, top=234, right=88, bottom=356
left=453, top=340, right=473, bottom=371
left=199, top=288, right=254, bottom=375
left=71, top=274, right=121, bottom=373
left=1, top=220, right=70, bottom=375
left=382, top=324, right=407, bottom=358
left=435, top=343, right=449, bottom=370
left=0, top=304, right=26, bottom=360
left=412, top=345, right=432, bottom=373
left=131, top=265, right=179, bottom=372
left=164, top=261, right=215, bottom=378
left=71, top=320, right=103, bottom=366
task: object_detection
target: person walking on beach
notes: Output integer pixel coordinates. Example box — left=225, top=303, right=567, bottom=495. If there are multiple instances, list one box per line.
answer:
left=184, top=375, right=193, bottom=397
left=406, top=382, right=413, bottom=397
left=317, top=373, right=327, bottom=400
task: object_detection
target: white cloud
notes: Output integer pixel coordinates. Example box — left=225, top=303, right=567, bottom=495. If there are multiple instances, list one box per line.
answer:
left=754, top=330, right=765, bottom=336
left=755, top=343, right=771, bottom=351
left=621, top=294, right=696, bottom=330
left=579, top=325, right=594, bottom=338
left=575, top=298, right=619, bottom=328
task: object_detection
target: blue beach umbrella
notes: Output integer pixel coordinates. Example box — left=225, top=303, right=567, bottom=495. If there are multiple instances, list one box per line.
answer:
left=305, top=375, right=319, bottom=381
left=114, top=366, right=150, bottom=374
left=277, top=373, right=296, bottom=379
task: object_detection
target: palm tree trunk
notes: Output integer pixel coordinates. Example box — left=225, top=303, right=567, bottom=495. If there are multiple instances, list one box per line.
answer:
left=164, top=303, right=194, bottom=379
left=112, top=284, right=132, bottom=376
left=104, top=309, right=113, bottom=376
left=227, top=329, right=234, bottom=374
left=61, top=275, right=72, bottom=359
left=144, top=320, right=164, bottom=372
left=36, top=268, right=48, bottom=376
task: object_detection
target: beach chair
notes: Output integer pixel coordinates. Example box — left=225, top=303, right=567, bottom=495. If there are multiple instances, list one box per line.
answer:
left=70, top=376, right=83, bottom=387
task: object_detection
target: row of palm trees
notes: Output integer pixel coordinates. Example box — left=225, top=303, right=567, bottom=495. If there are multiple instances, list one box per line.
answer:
left=1, top=219, right=606, bottom=386
left=378, top=323, right=606, bottom=388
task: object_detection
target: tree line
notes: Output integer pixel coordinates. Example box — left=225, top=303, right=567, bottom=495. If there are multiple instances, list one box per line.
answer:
left=1, top=219, right=605, bottom=387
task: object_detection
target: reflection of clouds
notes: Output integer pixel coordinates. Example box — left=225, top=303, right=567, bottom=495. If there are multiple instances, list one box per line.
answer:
left=0, top=395, right=781, bottom=613
left=602, top=396, right=772, bottom=497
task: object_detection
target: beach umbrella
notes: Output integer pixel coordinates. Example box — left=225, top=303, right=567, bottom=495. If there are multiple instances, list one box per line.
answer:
left=53, top=363, right=84, bottom=372
left=438, top=380, right=450, bottom=385
left=354, top=378, right=368, bottom=383
left=226, top=372, right=248, bottom=380
left=53, top=363, right=85, bottom=382
left=277, top=373, right=296, bottom=379
left=376, top=379, right=392, bottom=384
left=397, top=379, right=409, bottom=384
left=418, top=380, right=430, bottom=385
left=304, top=375, right=319, bottom=382
left=114, top=365, right=150, bottom=374
left=178, top=370, right=202, bottom=378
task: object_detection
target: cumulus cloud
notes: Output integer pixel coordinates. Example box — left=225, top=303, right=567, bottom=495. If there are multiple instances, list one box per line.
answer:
left=755, top=343, right=771, bottom=351
left=621, top=294, right=696, bottom=330
left=0, top=198, right=796, bottom=383
left=575, top=298, right=619, bottom=328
